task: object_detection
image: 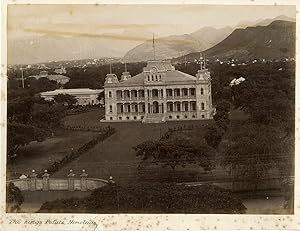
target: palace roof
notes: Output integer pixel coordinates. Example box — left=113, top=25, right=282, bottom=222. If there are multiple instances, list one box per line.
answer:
left=117, top=70, right=197, bottom=86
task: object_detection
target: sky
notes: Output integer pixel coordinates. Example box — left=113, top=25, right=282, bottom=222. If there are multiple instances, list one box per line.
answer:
left=6, top=4, right=296, bottom=64
left=8, top=4, right=296, bottom=39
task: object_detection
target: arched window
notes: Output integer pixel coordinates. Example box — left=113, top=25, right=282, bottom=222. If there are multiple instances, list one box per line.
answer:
left=155, top=75, right=158, bottom=81
left=148, top=75, right=150, bottom=81
left=201, top=88, right=204, bottom=95
left=109, top=91, right=112, bottom=98
left=201, top=103, right=205, bottom=110
left=109, top=105, right=113, bottom=112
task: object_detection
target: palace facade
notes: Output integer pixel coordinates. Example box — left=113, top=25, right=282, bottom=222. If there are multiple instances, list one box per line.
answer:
left=103, top=60, right=213, bottom=123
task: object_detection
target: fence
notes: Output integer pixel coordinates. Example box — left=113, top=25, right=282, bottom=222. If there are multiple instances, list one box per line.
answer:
left=8, top=169, right=112, bottom=192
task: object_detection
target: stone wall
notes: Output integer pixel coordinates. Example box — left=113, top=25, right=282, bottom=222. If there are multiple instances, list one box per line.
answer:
left=7, top=169, right=112, bottom=192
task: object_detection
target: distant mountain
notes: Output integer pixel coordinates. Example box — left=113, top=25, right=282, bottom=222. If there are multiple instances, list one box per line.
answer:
left=123, top=27, right=233, bottom=62
left=174, top=20, right=296, bottom=62
left=236, top=15, right=295, bottom=28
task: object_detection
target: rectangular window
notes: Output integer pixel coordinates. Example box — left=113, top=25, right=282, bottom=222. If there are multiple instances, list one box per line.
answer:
left=183, top=89, right=188, bottom=96
left=184, top=103, right=188, bottom=111
left=201, top=103, right=205, bottom=110
left=190, top=88, right=195, bottom=96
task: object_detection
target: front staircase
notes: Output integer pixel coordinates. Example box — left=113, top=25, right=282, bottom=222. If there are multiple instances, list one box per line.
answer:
left=142, top=113, right=165, bottom=123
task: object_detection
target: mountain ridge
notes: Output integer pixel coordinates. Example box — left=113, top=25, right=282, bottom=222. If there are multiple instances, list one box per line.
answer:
left=123, top=27, right=234, bottom=62
left=173, top=20, right=296, bottom=62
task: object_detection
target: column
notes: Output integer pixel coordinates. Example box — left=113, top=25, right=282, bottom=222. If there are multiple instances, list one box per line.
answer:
left=29, top=169, right=37, bottom=191
left=80, top=169, right=88, bottom=191
left=67, top=169, right=75, bottom=191
left=129, top=90, right=132, bottom=99
left=42, top=170, right=50, bottom=191
left=122, top=90, right=124, bottom=100
left=172, top=89, right=174, bottom=99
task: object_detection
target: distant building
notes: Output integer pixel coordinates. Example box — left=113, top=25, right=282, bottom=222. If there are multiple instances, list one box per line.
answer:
left=54, top=66, right=67, bottom=74
left=46, top=75, right=70, bottom=84
left=29, top=71, right=70, bottom=85
left=40, top=88, right=104, bottom=106
left=103, top=59, right=213, bottom=123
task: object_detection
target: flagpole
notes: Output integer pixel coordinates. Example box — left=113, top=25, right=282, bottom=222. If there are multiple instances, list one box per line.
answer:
left=153, top=33, right=155, bottom=60
left=21, top=67, right=24, bottom=88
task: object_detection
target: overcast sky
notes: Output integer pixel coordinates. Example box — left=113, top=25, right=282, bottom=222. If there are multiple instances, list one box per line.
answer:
left=8, top=4, right=296, bottom=39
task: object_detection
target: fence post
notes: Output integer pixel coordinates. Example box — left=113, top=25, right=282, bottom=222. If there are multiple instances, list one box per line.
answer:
left=67, top=170, right=75, bottom=191
left=29, top=170, right=37, bottom=191
left=80, top=169, right=88, bottom=191
left=42, top=170, right=50, bottom=191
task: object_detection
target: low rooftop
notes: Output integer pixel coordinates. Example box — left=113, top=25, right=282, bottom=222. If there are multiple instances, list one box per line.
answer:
left=40, top=88, right=103, bottom=96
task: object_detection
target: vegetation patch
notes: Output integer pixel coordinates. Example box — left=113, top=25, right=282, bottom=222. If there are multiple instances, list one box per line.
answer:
left=38, top=183, right=246, bottom=214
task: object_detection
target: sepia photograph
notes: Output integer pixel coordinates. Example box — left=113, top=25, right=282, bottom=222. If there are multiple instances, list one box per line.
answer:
left=2, top=1, right=299, bottom=229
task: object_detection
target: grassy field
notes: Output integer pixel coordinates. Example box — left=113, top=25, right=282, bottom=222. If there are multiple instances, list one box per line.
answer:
left=52, top=108, right=214, bottom=184
left=9, top=108, right=248, bottom=185
left=7, top=129, right=97, bottom=179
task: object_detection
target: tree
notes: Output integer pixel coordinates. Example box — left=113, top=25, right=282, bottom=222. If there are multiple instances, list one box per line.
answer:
left=221, top=123, right=289, bottom=190
left=53, top=94, right=77, bottom=106
left=38, top=183, right=246, bottom=214
left=7, top=88, right=34, bottom=124
left=25, top=77, right=58, bottom=94
left=134, top=137, right=217, bottom=172
left=7, top=82, right=67, bottom=160
left=6, top=183, right=24, bottom=212
left=7, top=123, right=45, bottom=161
left=31, top=103, right=66, bottom=129
left=204, top=125, right=223, bottom=149
left=216, top=99, right=231, bottom=114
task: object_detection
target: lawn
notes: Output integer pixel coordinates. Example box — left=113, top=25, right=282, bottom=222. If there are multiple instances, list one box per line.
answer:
left=52, top=108, right=215, bottom=185
left=7, top=129, right=97, bottom=179
left=8, top=108, right=247, bottom=185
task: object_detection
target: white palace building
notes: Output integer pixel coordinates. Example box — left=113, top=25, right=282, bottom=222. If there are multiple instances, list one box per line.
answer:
left=103, top=59, right=213, bottom=123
